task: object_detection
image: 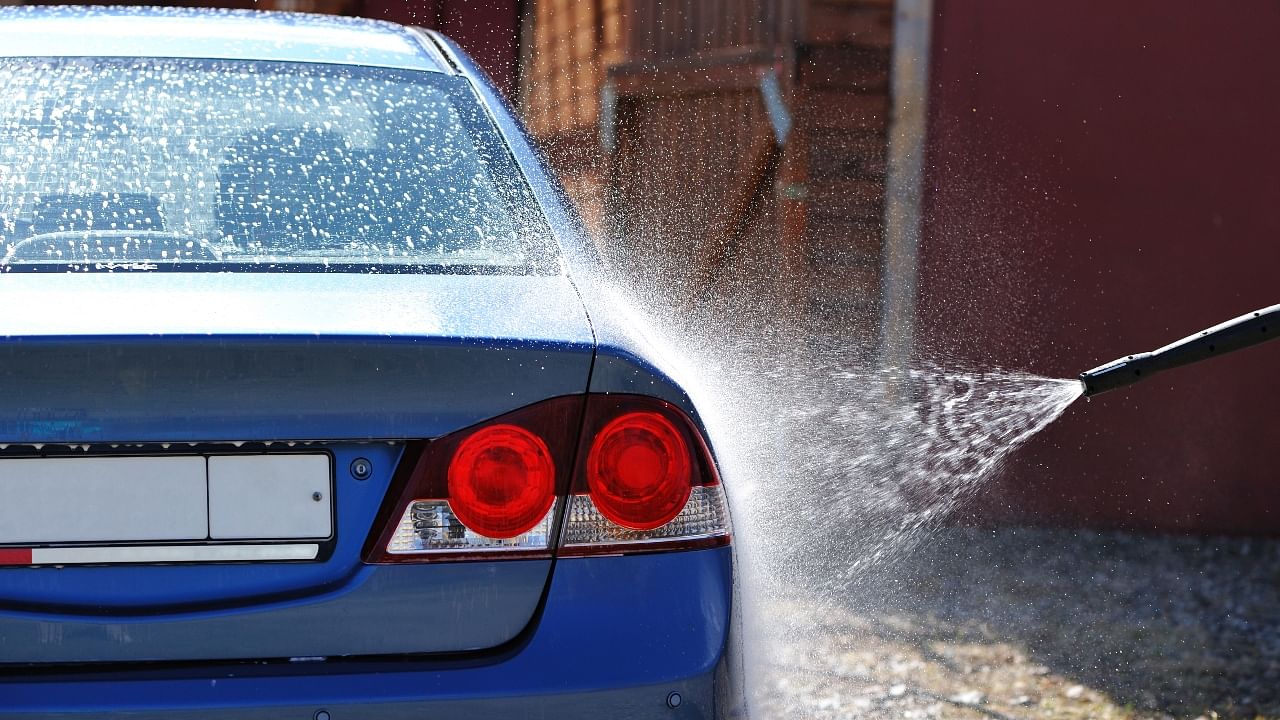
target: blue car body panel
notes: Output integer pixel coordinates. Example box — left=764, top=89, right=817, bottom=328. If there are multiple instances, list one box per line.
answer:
left=0, top=560, right=552, bottom=663
left=0, top=273, right=594, bottom=658
left=0, top=274, right=593, bottom=443
left=0, top=548, right=733, bottom=719
left=0, top=273, right=590, bottom=342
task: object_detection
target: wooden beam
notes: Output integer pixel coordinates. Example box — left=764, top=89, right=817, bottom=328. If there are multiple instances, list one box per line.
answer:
left=689, top=118, right=782, bottom=299
left=608, top=48, right=779, bottom=98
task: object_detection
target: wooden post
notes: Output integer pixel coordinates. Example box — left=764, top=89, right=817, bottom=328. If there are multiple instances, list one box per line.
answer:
left=880, top=0, right=933, bottom=367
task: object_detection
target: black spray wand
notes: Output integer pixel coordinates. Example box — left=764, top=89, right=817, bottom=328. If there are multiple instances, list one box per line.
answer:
left=1080, top=304, right=1280, bottom=397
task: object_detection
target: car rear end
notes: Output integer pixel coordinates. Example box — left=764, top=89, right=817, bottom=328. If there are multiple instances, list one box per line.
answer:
left=0, top=7, right=741, bottom=719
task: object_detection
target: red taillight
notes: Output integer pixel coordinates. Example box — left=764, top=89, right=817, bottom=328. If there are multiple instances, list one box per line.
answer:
left=559, top=394, right=730, bottom=556
left=586, top=412, right=692, bottom=530
left=363, top=396, right=582, bottom=563
left=363, top=393, right=729, bottom=564
left=447, top=424, right=556, bottom=539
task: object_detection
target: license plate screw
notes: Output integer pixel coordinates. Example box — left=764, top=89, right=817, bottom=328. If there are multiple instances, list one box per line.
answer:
left=312, top=491, right=323, bottom=502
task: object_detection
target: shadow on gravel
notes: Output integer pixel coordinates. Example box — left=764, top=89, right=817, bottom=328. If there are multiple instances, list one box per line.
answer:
left=832, top=527, right=1280, bottom=718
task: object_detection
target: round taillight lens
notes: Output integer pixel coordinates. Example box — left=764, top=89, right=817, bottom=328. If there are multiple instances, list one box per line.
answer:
left=586, top=411, right=693, bottom=530
left=447, top=424, right=556, bottom=539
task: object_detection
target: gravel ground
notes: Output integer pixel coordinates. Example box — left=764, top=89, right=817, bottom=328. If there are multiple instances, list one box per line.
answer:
left=751, top=527, right=1280, bottom=719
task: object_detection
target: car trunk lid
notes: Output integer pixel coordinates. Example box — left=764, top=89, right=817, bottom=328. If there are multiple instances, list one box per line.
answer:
left=0, top=272, right=593, bottom=663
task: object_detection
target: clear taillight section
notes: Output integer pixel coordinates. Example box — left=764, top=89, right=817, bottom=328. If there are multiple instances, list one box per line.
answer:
left=559, top=485, right=730, bottom=555
left=363, top=393, right=730, bottom=564
left=387, top=501, right=558, bottom=554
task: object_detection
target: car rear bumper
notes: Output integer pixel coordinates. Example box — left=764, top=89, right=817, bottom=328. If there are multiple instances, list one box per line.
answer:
left=0, top=547, right=742, bottom=719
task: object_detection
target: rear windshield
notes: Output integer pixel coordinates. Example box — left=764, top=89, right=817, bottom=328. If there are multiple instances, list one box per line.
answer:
left=0, top=58, right=556, bottom=273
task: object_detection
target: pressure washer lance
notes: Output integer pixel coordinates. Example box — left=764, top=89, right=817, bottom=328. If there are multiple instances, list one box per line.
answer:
left=1079, top=303, right=1280, bottom=397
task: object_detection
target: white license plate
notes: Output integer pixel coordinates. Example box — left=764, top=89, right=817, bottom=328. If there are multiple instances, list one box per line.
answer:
left=0, top=454, right=331, bottom=564
left=208, top=455, right=332, bottom=539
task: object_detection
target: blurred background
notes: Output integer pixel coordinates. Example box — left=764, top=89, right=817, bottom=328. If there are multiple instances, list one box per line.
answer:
left=6, top=0, right=1275, bottom=530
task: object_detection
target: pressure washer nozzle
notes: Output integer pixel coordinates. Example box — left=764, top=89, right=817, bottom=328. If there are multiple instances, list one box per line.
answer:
left=1079, top=353, right=1154, bottom=397
left=1079, top=303, right=1280, bottom=397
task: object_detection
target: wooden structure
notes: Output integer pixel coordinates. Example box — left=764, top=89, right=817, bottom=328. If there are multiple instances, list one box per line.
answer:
left=521, top=0, right=895, bottom=347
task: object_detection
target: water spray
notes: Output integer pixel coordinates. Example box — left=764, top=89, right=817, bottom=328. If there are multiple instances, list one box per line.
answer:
left=1080, top=303, right=1280, bottom=396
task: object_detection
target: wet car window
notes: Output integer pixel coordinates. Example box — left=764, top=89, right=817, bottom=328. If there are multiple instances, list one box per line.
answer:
left=0, top=58, right=555, bottom=273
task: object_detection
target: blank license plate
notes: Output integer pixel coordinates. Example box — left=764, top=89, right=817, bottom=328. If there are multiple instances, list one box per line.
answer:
left=0, top=454, right=331, bottom=565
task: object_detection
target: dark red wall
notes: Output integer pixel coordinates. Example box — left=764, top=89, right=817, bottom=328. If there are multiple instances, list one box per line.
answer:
left=360, top=0, right=519, bottom=98
left=921, top=1, right=1280, bottom=533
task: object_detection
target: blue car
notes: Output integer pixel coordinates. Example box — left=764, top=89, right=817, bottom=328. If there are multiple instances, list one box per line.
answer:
left=0, top=7, right=742, bottom=718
